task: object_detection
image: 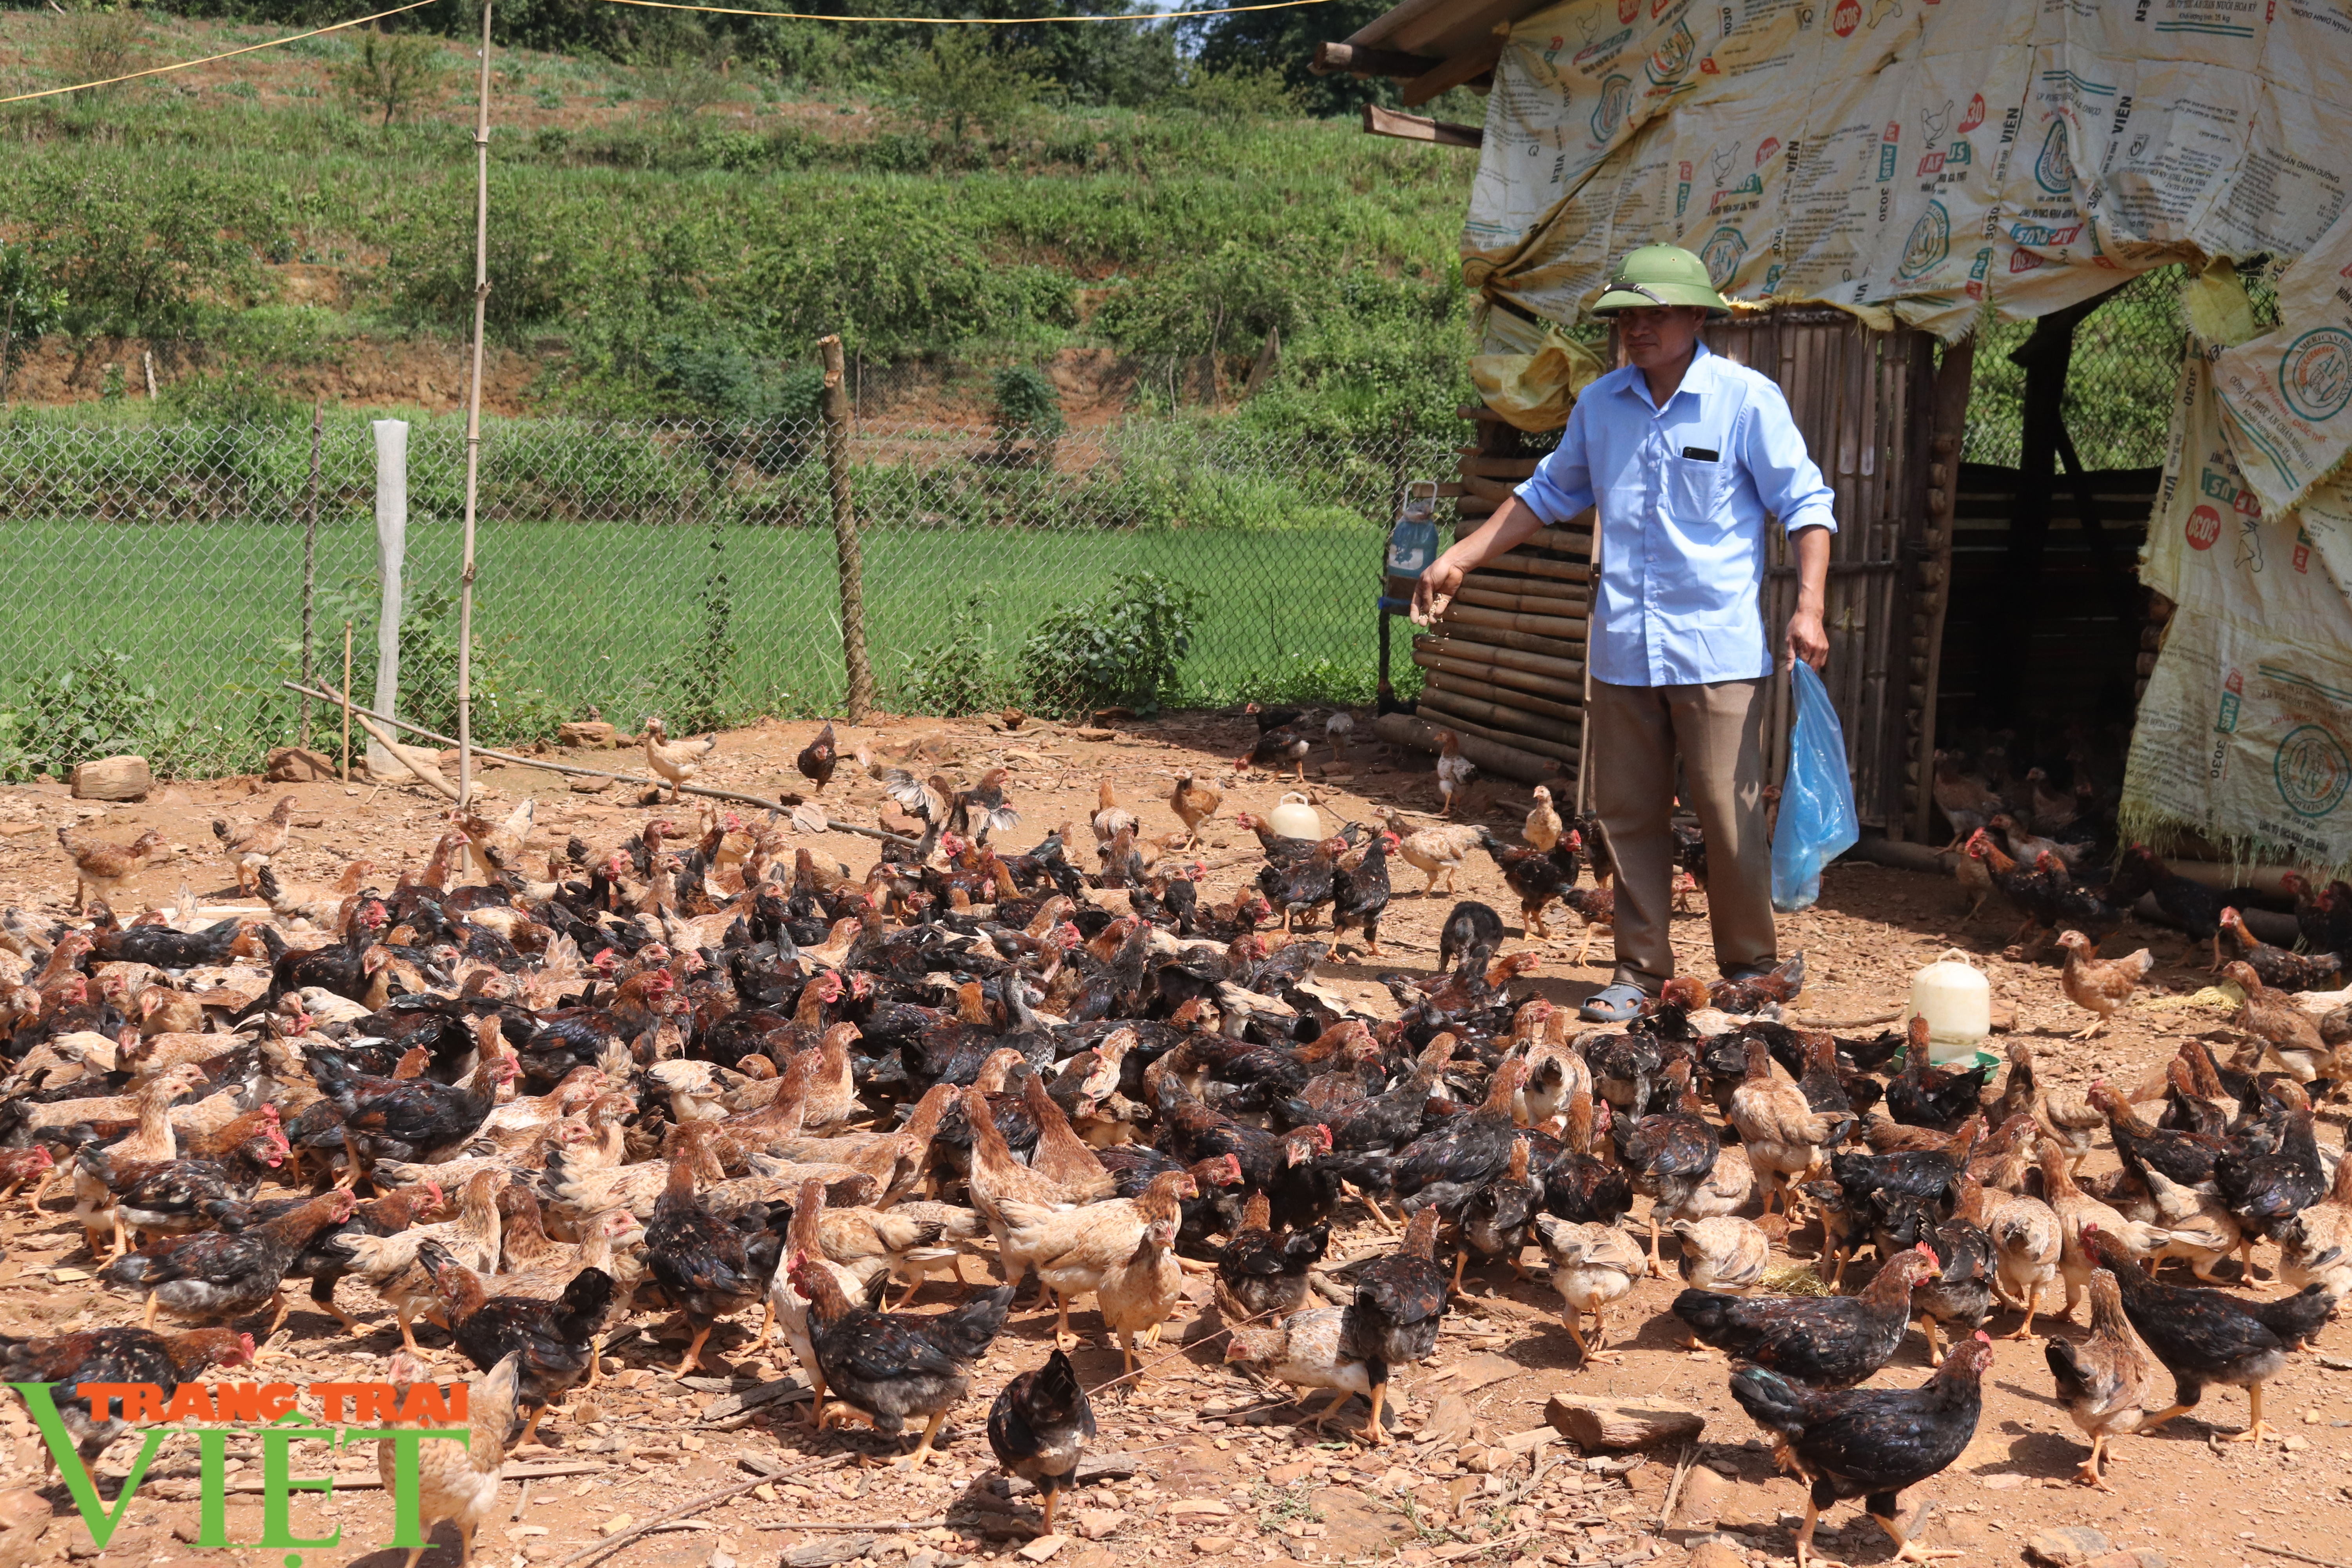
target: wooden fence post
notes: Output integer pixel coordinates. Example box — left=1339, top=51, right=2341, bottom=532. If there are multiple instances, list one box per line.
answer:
left=299, top=395, right=323, bottom=748
left=818, top=334, right=873, bottom=722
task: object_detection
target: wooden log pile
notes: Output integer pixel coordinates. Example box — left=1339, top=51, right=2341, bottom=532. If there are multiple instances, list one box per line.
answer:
left=1406, top=406, right=1592, bottom=788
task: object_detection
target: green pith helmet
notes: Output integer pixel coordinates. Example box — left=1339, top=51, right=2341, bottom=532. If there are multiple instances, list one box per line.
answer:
left=1591, top=244, right=1731, bottom=316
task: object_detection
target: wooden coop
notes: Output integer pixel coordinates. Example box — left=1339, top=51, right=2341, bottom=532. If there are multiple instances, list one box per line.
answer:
left=1382, top=309, right=1973, bottom=841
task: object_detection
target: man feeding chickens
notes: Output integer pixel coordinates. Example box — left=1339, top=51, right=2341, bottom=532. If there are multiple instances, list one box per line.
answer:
left=1413, top=244, right=1834, bottom=1024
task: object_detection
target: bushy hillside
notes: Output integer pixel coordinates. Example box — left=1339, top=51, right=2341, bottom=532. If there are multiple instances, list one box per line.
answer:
left=0, top=6, right=1484, bottom=432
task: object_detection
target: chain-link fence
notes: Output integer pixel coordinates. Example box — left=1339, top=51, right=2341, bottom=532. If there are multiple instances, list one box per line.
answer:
left=1961, top=261, right=2285, bottom=469
left=0, top=414, right=1453, bottom=779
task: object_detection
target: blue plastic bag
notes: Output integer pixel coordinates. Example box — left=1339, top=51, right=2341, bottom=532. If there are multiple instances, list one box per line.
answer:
left=1770, top=661, right=1860, bottom=911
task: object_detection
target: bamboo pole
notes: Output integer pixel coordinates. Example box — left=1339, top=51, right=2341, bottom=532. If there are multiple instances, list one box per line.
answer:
left=817, top=334, right=873, bottom=723
left=1406, top=696, right=1580, bottom=766
left=299, top=395, right=323, bottom=749
left=278, top=679, right=921, bottom=849
left=454, top=0, right=496, bottom=812
left=1473, top=552, right=1589, bottom=585
left=1911, top=338, right=1974, bottom=841
left=1453, top=583, right=1588, bottom=617
left=1412, top=635, right=1583, bottom=683
left=340, top=621, right=353, bottom=782
left=0, top=297, right=13, bottom=407
left=1439, top=603, right=1587, bottom=641
left=1412, top=646, right=1582, bottom=702
left=1418, top=677, right=1584, bottom=731
left=1375, top=711, right=1563, bottom=788
left=1421, top=620, right=1586, bottom=659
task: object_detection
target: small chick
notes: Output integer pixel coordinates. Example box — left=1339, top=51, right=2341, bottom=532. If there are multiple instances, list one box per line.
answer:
left=1325, top=710, right=1354, bottom=762
left=1434, top=729, right=1474, bottom=818
left=1168, top=770, right=1221, bottom=851
left=2057, top=931, right=2155, bottom=1039
left=1533, top=1216, right=1644, bottom=1365
left=1524, top=784, right=1563, bottom=853
left=1223, top=1306, right=1370, bottom=1433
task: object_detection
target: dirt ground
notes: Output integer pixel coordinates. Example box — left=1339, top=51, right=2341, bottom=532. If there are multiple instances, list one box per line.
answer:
left=1, top=708, right=2350, bottom=1568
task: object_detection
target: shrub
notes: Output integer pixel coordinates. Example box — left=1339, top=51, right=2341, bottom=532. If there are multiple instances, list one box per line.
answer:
left=897, top=588, right=1014, bottom=716
left=894, top=32, right=1048, bottom=144
left=1172, top=65, right=1300, bottom=121
left=51, top=5, right=147, bottom=99
left=337, top=27, right=443, bottom=128
left=163, top=367, right=304, bottom=425
left=5, top=649, right=185, bottom=779
left=1019, top=570, right=1199, bottom=718
left=991, top=365, right=1065, bottom=446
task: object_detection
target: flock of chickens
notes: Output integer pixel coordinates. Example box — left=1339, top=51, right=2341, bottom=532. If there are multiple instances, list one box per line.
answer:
left=0, top=714, right=2345, bottom=1568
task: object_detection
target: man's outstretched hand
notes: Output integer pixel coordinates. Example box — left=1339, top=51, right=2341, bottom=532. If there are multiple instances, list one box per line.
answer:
left=1411, top=554, right=1466, bottom=626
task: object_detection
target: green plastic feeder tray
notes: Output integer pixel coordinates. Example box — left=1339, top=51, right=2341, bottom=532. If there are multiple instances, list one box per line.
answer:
left=1887, top=1046, right=2000, bottom=1075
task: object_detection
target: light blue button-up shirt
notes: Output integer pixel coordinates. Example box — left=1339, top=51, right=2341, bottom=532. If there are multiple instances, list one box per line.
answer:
left=1512, top=342, right=1837, bottom=688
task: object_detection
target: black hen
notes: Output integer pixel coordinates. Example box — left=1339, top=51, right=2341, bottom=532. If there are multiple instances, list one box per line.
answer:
left=644, top=1152, right=760, bottom=1377
left=2083, top=1225, right=2333, bottom=1442
left=421, top=1245, right=614, bottom=1448
left=1337, top=1206, right=1447, bottom=1447
left=1730, top=1334, right=1991, bottom=1568
left=1214, top=1188, right=1329, bottom=1321
left=987, top=1348, right=1096, bottom=1534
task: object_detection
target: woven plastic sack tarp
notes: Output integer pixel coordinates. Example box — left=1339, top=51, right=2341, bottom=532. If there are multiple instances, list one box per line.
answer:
left=1771, top=661, right=1859, bottom=912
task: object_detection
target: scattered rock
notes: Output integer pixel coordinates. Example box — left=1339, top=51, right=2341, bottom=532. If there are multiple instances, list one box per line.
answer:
left=1014, top=1537, right=1069, bottom=1563
left=1419, top=1393, right=1475, bottom=1446
left=1164, top=1500, right=1232, bottom=1518
left=1666, top=1465, right=1733, bottom=1529
left=1191, top=1537, right=1234, bottom=1557
left=570, top=774, right=614, bottom=793
left=1545, top=1394, right=1706, bottom=1452
left=560, top=720, right=619, bottom=748
left=1070, top=1510, right=1124, bottom=1541
left=1683, top=1542, right=1745, bottom=1568
left=265, top=746, right=340, bottom=782
left=600, top=1515, right=635, bottom=1537
left=782, top=1539, right=876, bottom=1568
left=69, top=755, right=151, bottom=801
left=2026, top=1526, right=2114, bottom=1566
left=2085, top=1552, right=2165, bottom=1568
left=1265, top=1461, right=1314, bottom=1485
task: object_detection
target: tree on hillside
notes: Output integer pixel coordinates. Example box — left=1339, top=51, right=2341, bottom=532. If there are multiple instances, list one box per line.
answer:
left=51, top=3, right=147, bottom=98
left=337, top=26, right=443, bottom=127
left=0, top=244, right=67, bottom=396
left=1183, top=0, right=1397, bottom=116
left=895, top=30, right=1050, bottom=143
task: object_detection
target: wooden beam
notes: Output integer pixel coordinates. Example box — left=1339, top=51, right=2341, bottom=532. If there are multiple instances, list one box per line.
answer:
left=1361, top=103, right=1483, bottom=147
left=1376, top=711, right=1571, bottom=786
left=1403, top=37, right=1504, bottom=106
left=1315, top=41, right=1440, bottom=76
left=1410, top=694, right=1580, bottom=764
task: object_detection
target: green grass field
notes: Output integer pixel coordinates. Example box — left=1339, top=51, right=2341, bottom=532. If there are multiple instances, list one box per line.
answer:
left=5, top=510, right=1406, bottom=774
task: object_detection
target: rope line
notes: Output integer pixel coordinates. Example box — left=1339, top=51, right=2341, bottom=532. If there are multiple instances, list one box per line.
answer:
left=597, top=0, right=1338, bottom=20
left=0, top=0, right=437, bottom=105
left=0, top=0, right=1328, bottom=107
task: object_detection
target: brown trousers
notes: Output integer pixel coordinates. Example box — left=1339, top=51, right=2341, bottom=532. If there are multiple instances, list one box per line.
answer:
left=1586, top=676, right=1776, bottom=991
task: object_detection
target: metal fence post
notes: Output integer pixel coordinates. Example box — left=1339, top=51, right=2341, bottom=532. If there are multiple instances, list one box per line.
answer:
left=818, top=334, right=873, bottom=722
left=368, top=417, right=409, bottom=781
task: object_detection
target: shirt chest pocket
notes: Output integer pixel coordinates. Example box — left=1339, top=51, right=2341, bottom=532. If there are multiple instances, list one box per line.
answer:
left=1665, top=452, right=1726, bottom=521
